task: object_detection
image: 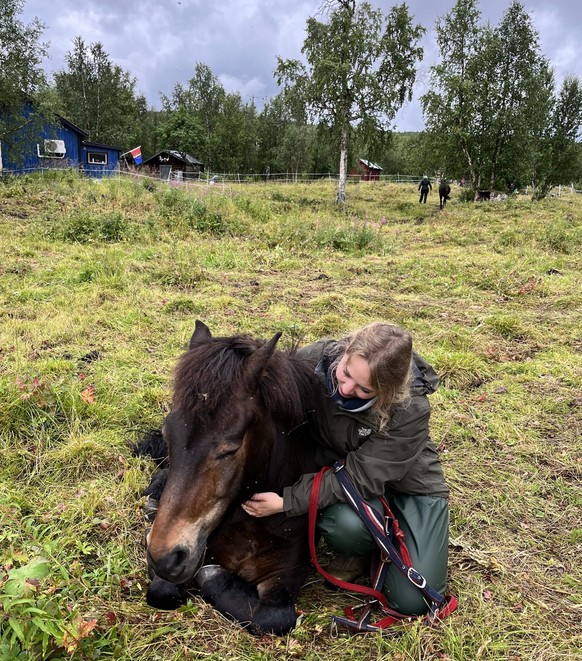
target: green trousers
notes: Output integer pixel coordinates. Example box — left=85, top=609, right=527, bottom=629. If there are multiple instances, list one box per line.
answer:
left=317, top=494, right=449, bottom=616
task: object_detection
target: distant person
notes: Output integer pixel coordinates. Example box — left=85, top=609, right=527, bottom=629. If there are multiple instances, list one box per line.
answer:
left=418, top=176, right=432, bottom=204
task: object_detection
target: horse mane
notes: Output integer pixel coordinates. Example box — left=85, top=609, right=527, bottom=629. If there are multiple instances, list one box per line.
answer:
left=172, top=335, right=317, bottom=428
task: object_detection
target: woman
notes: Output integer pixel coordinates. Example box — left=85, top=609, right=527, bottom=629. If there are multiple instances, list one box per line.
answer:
left=242, top=322, right=449, bottom=616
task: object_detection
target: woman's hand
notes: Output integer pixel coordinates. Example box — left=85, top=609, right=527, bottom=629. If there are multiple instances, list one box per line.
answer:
left=241, top=492, right=284, bottom=517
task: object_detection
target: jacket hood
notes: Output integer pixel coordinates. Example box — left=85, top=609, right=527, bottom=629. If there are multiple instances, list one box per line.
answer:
left=410, top=353, right=439, bottom=395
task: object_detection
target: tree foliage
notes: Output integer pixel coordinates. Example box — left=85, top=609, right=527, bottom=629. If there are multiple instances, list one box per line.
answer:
left=54, top=37, right=147, bottom=147
left=3, top=0, right=579, bottom=193
left=275, top=0, right=424, bottom=203
left=530, top=76, right=582, bottom=198
left=160, top=63, right=259, bottom=173
left=0, top=0, right=49, bottom=142
left=255, top=94, right=320, bottom=177
left=423, top=0, right=582, bottom=198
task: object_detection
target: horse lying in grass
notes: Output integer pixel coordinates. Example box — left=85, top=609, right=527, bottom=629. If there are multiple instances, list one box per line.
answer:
left=138, top=320, right=320, bottom=635
left=439, top=182, right=451, bottom=209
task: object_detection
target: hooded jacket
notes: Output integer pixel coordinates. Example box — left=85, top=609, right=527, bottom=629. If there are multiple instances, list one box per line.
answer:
left=282, top=339, right=449, bottom=517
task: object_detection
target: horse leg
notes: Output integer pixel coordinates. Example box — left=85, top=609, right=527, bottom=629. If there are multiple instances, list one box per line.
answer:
left=251, top=577, right=304, bottom=636
left=195, top=565, right=305, bottom=635
left=195, top=565, right=260, bottom=631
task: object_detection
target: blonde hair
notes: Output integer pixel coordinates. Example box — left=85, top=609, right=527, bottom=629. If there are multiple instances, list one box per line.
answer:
left=331, top=322, right=413, bottom=430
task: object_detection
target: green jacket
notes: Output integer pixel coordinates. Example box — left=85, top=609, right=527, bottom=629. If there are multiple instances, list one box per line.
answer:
left=282, top=340, right=449, bottom=516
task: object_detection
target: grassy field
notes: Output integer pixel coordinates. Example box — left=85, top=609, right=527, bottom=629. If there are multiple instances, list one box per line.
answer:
left=0, top=172, right=580, bottom=660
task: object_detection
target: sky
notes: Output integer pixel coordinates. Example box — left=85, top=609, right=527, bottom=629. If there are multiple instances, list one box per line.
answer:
left=20, top=0, right=582, bottom=132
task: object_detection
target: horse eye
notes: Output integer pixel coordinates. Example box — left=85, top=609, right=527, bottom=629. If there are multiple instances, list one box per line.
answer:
left=216, top=447, right=239, bottom=460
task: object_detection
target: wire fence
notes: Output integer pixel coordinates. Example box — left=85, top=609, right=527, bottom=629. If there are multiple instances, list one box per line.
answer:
left=122, top=169, right=582, bottom=196
left=163, top=171, right=422, bottom=185
left=3, top=164, right=582, bottom=196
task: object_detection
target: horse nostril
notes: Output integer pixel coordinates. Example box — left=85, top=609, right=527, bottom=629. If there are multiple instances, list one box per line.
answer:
left=170, top=546, right=189, bottom=570
left=158, top=545, right=190, bottom=581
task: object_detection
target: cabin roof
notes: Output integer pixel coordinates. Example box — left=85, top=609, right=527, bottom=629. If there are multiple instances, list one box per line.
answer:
left=359, top=158, right=383, bottom=171
left=83, top=141, right=123, bottom=151
left=142, top=150, right=204, bottom=167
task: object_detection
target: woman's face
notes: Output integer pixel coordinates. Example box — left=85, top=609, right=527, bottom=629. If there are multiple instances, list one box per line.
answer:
left=336, top=353, right=377, bottom=400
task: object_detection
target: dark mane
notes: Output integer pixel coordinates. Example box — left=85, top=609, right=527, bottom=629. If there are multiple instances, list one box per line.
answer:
left=172, top=335, right=317, bottom=426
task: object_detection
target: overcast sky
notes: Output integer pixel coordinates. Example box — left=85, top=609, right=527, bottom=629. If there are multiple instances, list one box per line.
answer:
left=20, top=0, right=582, bottom=132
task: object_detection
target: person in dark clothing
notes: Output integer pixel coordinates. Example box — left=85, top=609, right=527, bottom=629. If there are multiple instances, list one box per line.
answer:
left=242, top=322, right=450, bottom=616
left=418, top=175, right=432, bottom=203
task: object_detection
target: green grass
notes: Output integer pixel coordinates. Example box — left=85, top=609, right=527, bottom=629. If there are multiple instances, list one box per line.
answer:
left=0, top=173, right=580, bottom=659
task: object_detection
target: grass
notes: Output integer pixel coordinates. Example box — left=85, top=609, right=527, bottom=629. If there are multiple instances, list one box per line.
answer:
left=0, top=173, right=580, bottom=660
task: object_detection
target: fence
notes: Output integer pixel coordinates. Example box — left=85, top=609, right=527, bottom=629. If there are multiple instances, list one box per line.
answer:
left=3, top=165, right=581, bottom=196
left=153, top=169, right=422, bottom=186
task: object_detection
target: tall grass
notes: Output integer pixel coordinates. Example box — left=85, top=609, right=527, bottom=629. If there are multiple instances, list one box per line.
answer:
left=1, top=173, right=580, bottom=659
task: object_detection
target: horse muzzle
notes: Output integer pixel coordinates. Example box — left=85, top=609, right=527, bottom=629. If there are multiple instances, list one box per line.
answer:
left=147, top=537, right=207, bottom=584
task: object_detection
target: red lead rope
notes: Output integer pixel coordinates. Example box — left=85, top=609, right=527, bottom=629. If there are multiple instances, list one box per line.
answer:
left=308, top=465, right=458, bottom=632
left=308, top=466, right=392, bottom=608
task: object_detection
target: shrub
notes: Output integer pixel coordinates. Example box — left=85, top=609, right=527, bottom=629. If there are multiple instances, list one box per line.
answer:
left=312, top=220, right=380, bottom=253
left=49, top=211, right=129, bottom=243
left=540, top=219, right=581, bottom=254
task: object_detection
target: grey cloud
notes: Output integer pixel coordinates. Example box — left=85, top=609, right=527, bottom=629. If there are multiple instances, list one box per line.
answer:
left=21, top=0, right=582, bottom=131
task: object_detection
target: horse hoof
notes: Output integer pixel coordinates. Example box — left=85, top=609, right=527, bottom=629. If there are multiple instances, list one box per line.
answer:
left=195, top=564, right=224, bottom=588
left=143, top=497, right=159, bottom=522
left=146, top=576, right=187, bottom=610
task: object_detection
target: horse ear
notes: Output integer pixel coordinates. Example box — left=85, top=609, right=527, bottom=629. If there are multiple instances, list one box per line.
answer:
left=189, top=320, right=212, bottom=349
left=243, top=332, right=282, bottom=391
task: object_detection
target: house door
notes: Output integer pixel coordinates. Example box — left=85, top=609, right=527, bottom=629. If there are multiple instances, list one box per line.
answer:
left=159, top=165, right=172, bottom=181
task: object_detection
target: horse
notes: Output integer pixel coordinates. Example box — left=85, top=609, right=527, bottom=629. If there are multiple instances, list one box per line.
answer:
left=141, top=320, right=320, bottom=635
left=439, top=181, right=451, bottom=209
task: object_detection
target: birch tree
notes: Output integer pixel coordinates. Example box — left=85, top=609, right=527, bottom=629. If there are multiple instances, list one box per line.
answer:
left=275, top=0, right=423, bottom=204
left=422, top=0, right=581, bottom=197
left=530, top=76, right=582, bottom=199
left=54, top=37, right=147, bottom=147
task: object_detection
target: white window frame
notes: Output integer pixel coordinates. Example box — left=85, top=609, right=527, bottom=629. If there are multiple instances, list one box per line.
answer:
left=87, top=151, right=108, bottom=165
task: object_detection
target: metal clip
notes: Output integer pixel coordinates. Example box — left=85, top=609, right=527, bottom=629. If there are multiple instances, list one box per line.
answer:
left=330, top=619, right=339, bottom=638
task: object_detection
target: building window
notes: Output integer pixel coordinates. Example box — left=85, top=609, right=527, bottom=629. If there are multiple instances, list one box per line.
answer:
left=87, top=152, right=108, bottom=165
left=37, top=139, right=66, bottom=159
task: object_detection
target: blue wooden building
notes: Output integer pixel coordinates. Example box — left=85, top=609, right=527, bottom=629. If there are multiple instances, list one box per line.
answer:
left=0, top=103, right=122, bottom=178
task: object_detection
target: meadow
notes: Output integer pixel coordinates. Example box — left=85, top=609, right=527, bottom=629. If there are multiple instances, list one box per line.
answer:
left=0, top=172, right=580, bottom=660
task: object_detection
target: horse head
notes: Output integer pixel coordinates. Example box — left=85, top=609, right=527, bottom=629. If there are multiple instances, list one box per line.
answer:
left=146, top=320, right=282, bottom=585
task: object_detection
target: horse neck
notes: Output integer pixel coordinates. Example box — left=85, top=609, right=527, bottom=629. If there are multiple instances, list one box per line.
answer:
left=241, top=412, right=313, bottom=496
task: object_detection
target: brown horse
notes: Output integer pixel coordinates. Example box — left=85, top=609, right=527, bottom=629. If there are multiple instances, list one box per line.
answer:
left=439, top=181, right=451, bottom=209
left=142, top=321, right=320, bottom=635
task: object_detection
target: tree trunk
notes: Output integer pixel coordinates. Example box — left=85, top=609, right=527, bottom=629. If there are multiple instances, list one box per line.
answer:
left=336, top=126, right=348, bottom=204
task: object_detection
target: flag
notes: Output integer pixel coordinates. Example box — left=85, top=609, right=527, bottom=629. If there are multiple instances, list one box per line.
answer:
left=130, top=146, right=142, bottom=165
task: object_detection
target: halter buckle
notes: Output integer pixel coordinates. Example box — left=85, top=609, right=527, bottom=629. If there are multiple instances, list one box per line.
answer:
left=407, top=567, right=426, bottom=589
